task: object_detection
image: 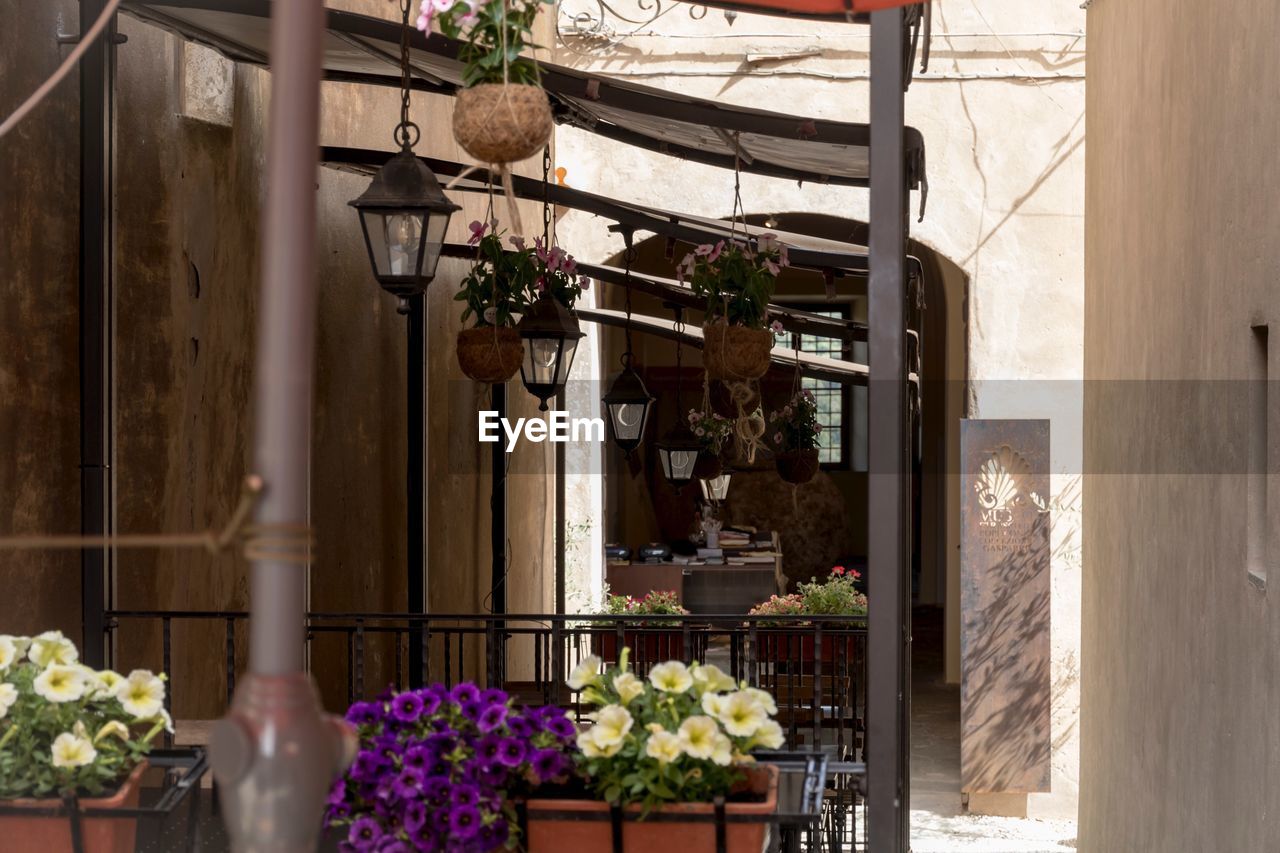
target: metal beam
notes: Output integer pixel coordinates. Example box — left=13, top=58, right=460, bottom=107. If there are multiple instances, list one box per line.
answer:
left=407, top=294, right=426, bottom=685
left=867, top=6, right=910, bottom=853
left=78, top=0, right=117, bottom=669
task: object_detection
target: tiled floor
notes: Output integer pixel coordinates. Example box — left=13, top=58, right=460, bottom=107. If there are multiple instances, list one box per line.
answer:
left=909, top=607, right=1077, bottom=853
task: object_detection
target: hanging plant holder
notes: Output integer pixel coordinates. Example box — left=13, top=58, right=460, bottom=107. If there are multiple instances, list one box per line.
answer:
left=702, top=324, right=774, bottom=380
left=775, top=448, right=820, bottom=485
left=709, top=378, right=761, bottom=419
left=456, top=325, right=524, bottom=383
left=453, top=84, right=553, bottom=164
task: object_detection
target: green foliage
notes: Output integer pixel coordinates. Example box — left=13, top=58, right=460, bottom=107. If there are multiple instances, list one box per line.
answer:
left=749, top=567, right=867, bottom=617
left=766, top=389, right=822, bottom=452
left=602, top=590, right=689, bottom=622
left=426, top=0, right=549, bottom=87
left=686, top=408, right=735, bottom=454
left=569, top=652, right=784, bottom=815
left=454, top=224, right=534, bottom=327
left=677, top=237, right=788, bottom=329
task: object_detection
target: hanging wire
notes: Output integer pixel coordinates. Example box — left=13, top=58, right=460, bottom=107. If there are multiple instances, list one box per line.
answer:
left=673, top=305, right=686, bottom=414
left=729, top=132, right=746, bottom=245
left=621, top=228, right=637, bottom=368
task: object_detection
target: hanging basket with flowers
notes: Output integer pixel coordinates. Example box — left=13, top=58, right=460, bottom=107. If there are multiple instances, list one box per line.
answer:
left=420, top=0, right=553, bottom=164
left=687, top=407, right=734, bottom=479
left=454, top=219, right=534, bottom=382
left=767, top=388, right=822, bottom=484
left=679, top=235, right=789, bottom=381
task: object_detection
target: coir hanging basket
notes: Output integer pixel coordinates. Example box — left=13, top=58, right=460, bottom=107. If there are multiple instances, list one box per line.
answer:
left=692, top=451, right=723, bottom=480
left=456, top=326, right=524, bottom=383
left=775, top=448, right=820, bottom=485
left=452, top=84, right=553, bottom=164
left=702, top=325, right=774, bottom=381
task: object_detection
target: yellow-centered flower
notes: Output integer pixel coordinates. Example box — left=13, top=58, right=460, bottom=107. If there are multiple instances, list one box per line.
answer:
left=648, top=661, right=693, bottom=694
left=51, top=731, right=97, bottom=769
left=717, top=691, right=768, bottom=738
left=29, top=631, right=78, bottom=668
left=116, top=670, right=165, bottom=719
left=612, top=672, right=645, bottom=705
left=645, top=730, right=684, bottom=764
left=567, top=655, right=603, bottom=691
left=677, top=715, right=721, bottom=760
left=34, top=665, right=87, bottom=704
left=0, top=683, right=17, bottom=719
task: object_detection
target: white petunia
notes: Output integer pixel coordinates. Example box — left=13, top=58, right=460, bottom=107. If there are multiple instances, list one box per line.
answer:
left=742, top=687, right=777, bottom=717
left=590, top=704, right=634, bottom=748
left=0, top=683, right=17, bottom=719
left=677, top=715, right=721, bottom=760
left=94, top=669, right=126, bottom=698
left=93, top=720, right=130, bottom=744
left=717, top=691, right=768, bottom=738
left=750, top=718, right=785, bottom=750
left=701, top=692, right=725, bottom=717
left=577, top=728, right=622, bottom=759
left=115, top=670, right=165, bottom=719
left=567, top=655, right=603, bottom=691
left=612, top=672, right=645, bottom=706
left=51, top=732, right=97, bottom=769
left=710, top=732, right=734, bottom=766
left=691, top=663, right=736, bottom=694
left=648, top=661, right=693, bottom=694
left=0, top=637, right=15, bottom=671
left=34, top=664, right=87, bottom=703
left=645, top=730, right=684, bottom=764
left=29, top=631, right=78, bottom=667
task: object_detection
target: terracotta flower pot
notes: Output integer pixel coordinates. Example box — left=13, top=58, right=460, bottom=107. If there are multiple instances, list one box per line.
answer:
left=456, top=326, right=524, bottom=383
left=702, top=325, right=774, bottom=381
left=452, top=83, right=553, bottom=164
left=774, top=449, right=819, bottom=485
left=692, top=451, right=723, bottom=480
left=526, top=764, right=778, bottom=853
left=0, top=760, right=147, bottom=853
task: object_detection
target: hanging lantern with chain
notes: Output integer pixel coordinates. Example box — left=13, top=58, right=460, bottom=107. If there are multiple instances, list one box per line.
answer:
left=655, top=307, right=704, bottom=488
left=601, top=228, right=655, bottom=453
left=349, top=0, right=459, bottom=311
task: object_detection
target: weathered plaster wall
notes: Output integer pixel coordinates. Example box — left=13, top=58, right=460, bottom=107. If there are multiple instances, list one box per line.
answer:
left=1, top=1, right=553, bottom=715
left=554, top=0, right=1084, bottom=818
left=0, top=0, right=82, bottom=641
left=1081, top=0, right=1280, bottom=849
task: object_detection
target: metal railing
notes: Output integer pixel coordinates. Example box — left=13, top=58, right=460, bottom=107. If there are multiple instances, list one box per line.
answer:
left=105, top=610, right=868, bottom=850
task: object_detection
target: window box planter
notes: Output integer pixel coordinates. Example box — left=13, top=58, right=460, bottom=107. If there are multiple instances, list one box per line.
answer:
left=0, top=760, right=148, bottom=853
left=591, top=629, right=707, bottom=664
left=525, top=763, right=778, bottom=853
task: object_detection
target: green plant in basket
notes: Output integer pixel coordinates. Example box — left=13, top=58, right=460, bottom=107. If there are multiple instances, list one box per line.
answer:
left=0, top=632, right=171, bottom=799
left=567, top=650, right=785, bottom=814
left=766, top=389, right=822, bottom=453
left=419, top=0, right=549, bottom=87
left=455, top=220, right=535, bottom=327
left=677, top=236, right=788, bottom=329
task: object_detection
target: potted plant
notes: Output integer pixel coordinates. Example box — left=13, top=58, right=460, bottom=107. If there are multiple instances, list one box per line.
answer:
left=455, top=220, right=534, bottom=382
left=419, top=0, right=553, bottom=164
left=526, top=652, right=785, bottom=852
left=687, top=408, right=734, bottom=479
left=0, top=631, right=172, bottom=853
left=679, top=235, right=789, bottom=381
left=767, top=389, right=822, bottom=484
left=325, top=681, right=577, bottom=851
left=749, top=566, right=867, bottom=668
left=592, top=591, right=699, bottom=665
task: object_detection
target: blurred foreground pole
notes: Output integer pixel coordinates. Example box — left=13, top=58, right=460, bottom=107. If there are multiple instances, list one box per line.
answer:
left=209, top=1, right=355, bottom=849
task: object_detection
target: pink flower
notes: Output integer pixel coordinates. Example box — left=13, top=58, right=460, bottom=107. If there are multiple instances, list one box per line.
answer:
left=770, top=320, right=784, bottom=334
left=815, top=423, right=823, bottom=433
left=773, top=432, right=783, bottom=444
left=467, top=220, right=487, bottom=246
left=578, top=276, right=590, bottom=291
left=694, top=243, right=715, bottom=257
left=763, top=258, right=781, bottom=276
left=778, top=246, right=790, bottom=267
left=509, top=235, right=527, bottom=251
left=832, top=565, right=846, bottom=576
left=535, top=277, right=547, bottom=293
left=533, top=236, right=550, bottom=264
left=707, top=240, right=725, bottom=263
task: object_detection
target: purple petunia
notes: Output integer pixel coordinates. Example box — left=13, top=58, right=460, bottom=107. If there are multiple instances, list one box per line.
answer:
left=450, top=783, right=481, bottom=807
left=390, top=691, right=424, bottom=724
left=346, top=701, right=383, bottom=727
left=451, top=683, right=481, bottom=705
left=391, top=767, right=425, bottom=800
left=476, top=702, right=508, bottom=733
left=402, top=801, right=428, bottom=834
left=449, top=805, right=483, bottom=841
left=544, top=714, right=576, bottom=741
left=531, top=747, right=569, bottom=783
left=496, top=737, right=527, bottom=768
left=347, top=816, right=383, bottom=848
left=505, top=714, right=533, bottom=738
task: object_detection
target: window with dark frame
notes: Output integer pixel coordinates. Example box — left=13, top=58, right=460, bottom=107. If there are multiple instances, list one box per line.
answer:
left=775, top=305, right=853, bottom=468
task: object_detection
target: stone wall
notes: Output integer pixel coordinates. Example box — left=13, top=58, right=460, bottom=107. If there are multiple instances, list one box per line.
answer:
left=1081, top=0, right=1280, bottom=848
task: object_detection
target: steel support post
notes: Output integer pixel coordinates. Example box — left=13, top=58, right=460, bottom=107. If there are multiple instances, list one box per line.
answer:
left=555, top=387, right=566, bottom=615
left=867, top=5, right=910, bottom=852
left=407, top=294, right=426, bottom=685
left=78, top=0, right=116, bottom=669
left=210, top=2, right=355, bottom=849
left=491, top=383, right=507, bottom=615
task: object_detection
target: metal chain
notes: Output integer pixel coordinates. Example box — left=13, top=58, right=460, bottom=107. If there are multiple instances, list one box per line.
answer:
left=395, top=0, right=419, bottom=149
left=673, top=306, right=685, bottom=414
left=542, top=145, right=552, bottom=247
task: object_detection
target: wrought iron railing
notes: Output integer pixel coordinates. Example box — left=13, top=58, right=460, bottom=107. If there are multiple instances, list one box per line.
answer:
left=104, top=611, right=868, bottom=850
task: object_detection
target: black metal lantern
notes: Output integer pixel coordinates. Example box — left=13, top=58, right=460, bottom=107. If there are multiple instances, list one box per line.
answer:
left=518, top=292, right=584, bottom=411
left=656, top=305, right=701, bottom=489
left=700, top=472, right=732, bottom=503
left=349, top=2, right=458, bottom=306
left=602, top=229, right=654, bottom=453
left=603, top=364, right=653, bottom=453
